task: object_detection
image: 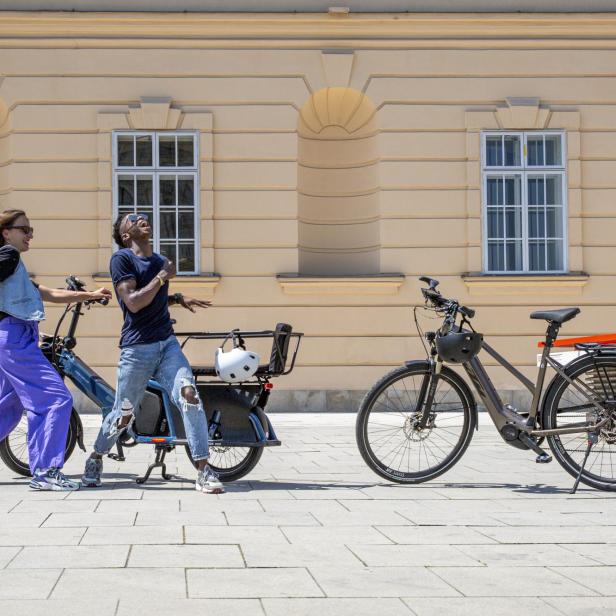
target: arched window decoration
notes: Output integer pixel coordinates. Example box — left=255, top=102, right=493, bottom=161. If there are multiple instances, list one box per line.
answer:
left=298, top=87, right=380, bottom=275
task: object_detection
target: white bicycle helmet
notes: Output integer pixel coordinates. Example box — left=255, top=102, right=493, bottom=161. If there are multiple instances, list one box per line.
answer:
left=214, top=345, right=260, bottom=383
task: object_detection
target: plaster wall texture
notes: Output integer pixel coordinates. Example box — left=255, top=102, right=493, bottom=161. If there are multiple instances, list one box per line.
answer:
left=0, top=12, right=614, bottom=410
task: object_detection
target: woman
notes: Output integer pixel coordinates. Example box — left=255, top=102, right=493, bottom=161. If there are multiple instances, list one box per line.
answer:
left=0, top=209, right=111, bottom=490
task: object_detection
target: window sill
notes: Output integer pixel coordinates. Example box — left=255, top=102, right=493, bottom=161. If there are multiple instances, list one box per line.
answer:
left=277, top=274, right=405, bottom=296
left=93, top=273, right=221, bottom=299
left=461, top=273, right=589, bottom=296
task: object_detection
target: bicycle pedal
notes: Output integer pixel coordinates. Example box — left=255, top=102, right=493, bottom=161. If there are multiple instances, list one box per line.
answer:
left=535, top=453, right=552, bottom=464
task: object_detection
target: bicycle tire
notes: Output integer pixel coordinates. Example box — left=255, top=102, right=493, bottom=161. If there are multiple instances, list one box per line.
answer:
left=356, top=361, right=476, bottom=484
left=0, top=408, right=80, bottom=477
left=185, top=444, right=263, bottom=482
left=542, top=354, right=616, bottom=491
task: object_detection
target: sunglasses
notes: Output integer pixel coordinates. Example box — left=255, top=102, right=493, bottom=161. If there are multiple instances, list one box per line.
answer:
left=4, top=225, right=34, bottom=235
left=126, top=213, right=149, bottom=224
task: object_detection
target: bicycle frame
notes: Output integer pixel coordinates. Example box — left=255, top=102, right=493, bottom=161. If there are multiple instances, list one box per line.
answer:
left=459, top=332, right=615, bottom=441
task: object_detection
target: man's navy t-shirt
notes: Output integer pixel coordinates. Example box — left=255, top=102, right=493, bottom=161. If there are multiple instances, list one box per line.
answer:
left=110, top=248, right=173, bottom=347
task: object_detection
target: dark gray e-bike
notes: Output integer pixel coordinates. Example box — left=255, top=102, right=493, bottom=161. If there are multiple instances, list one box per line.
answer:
left=356, top=276, right=616, bottom=493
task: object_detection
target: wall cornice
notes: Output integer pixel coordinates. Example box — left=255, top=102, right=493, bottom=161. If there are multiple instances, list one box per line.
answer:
left=3, top=13, right=616, bottom=48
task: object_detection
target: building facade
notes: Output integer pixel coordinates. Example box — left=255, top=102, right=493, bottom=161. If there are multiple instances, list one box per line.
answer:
left=0, top=5, right=615, bottom=410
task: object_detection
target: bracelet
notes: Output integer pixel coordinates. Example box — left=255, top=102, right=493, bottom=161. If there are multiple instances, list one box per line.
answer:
left=156, top=274, right=165, bottom=287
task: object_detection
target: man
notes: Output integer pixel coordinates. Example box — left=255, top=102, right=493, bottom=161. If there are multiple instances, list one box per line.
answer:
left=82, top=213, right=223, bottom=494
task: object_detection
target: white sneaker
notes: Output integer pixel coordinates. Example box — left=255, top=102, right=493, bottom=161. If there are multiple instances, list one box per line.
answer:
left=196, top=466, right=224, bottom=494
left=30, top=468, right=80, bottom=491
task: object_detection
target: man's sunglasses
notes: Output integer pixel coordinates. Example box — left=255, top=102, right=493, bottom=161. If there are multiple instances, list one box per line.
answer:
left=126, top=213, right=149, bottom=224
left=4, top=225, right=34, bottom=235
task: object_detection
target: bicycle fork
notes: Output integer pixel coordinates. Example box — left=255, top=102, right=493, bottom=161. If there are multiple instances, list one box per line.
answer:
left=415, top=359, right=442, bottom=428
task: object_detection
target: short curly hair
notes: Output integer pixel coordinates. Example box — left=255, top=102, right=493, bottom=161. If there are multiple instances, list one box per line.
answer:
left=112, top=213, right=127, bottom=248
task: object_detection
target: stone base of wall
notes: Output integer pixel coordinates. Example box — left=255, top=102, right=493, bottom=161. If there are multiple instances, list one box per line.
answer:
left=72, top=387, right=535, bottom=414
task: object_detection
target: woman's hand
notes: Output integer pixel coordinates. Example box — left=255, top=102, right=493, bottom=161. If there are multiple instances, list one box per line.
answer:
left=88, top=287, right=113, bottom=303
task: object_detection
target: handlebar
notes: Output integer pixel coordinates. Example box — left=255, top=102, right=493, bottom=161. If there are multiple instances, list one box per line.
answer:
left=419, top=276, right=475, bottom=320
left=65, top=275, right=109, bottom=306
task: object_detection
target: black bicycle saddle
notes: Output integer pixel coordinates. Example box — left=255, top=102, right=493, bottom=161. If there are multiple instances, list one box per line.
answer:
left=529, top=307, right=580, bottom=324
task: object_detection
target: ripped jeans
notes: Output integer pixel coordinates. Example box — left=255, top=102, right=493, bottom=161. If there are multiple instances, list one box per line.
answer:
left=93, top=335, right=210, bottom=460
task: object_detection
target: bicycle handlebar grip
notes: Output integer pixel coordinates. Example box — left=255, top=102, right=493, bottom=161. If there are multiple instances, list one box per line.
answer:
left=99, top=297, right=109, bottom=306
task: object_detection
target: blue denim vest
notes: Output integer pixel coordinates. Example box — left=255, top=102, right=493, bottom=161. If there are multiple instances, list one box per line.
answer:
left=0, top=259, right=45, bottom=321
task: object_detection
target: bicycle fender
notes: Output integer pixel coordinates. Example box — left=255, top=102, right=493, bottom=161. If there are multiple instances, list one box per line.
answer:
left=404, top=360, right=479, bottom=430
left=72, top=409, right=86, bottom=452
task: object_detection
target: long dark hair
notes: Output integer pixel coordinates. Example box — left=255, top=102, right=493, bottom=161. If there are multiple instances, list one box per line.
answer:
left=0, top=210, right=26, bottom=246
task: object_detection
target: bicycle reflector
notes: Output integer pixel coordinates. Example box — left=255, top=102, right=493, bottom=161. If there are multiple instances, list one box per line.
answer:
left=435, top=331, right=483, bottom=363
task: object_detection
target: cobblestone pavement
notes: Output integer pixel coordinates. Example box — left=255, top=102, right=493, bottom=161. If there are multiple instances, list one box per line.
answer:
left=1, top=413, right=615, bottom=616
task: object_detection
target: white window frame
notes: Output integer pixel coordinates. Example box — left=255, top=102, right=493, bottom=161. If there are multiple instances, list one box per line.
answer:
left=112, top=131, right=200, bottom=275
left=481, top=130, right=568, bottom=274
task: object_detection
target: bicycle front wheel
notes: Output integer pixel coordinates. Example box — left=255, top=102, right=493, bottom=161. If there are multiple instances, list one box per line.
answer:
left=356, top=362, right=476, bottom=484
left=542, top=355, right=616, bottom=491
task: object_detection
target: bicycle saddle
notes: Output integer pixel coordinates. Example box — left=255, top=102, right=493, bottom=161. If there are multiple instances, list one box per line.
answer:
left=529, top=307, right=580, bottom=324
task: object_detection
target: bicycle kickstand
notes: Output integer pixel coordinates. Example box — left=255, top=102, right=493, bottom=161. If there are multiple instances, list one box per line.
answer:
left=570, top=432, right=599, bottom=495
left=136, top=445, right=175, bottom=485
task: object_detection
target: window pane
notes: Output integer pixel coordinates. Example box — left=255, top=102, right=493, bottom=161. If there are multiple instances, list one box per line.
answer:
left=178, top=211, right=195, bottom=239
left=545, top=175, right=562, bottom=205
left=545, top=135, right=562, bottom=166
left=159, top=243, right=177, bottom=266
left=528, top=176, right=545, bottom=206
left=527, top=136, right=544, bottom=166
left=546, top=207, right=563, bottom=238
left=118, top=175, right=134, bottom=206
left=117, top=136, right=134, bottom=167
left=178, top=176, right=194, bottom=206
left=504, top=207, right=522, bottom=239
left=528, top=207, right=545, bottom=239
left=136, top=176, right=153, bottom=206
left=486, top=136, right=502, bottom=166
left=486, top=177, right=503, bottom=205
left=504, top=136, right=521, bottom=166
left=504, top=176, right=521, bottom=205
left=547, top=240, right=564, bottom=270
left=136, top=135, right=153, bottom=167
left=159, top=211, right=176, bottom=240
left=505, top=241, right=523, bottom=271
left=488, top=241, right=505, bottom=271
left=177, top=136, right=194, bottom=167
left=178, top=243, right=195, bottom=273
left=487, top=208, right=504, bottom=238
left=159, top=176, right=176, bottom=206
left=159, top=136, right=176, bottom=167
left=529, top=240, right=546, bottom=271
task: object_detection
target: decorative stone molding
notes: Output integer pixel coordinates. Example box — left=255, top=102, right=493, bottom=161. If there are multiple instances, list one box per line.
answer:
left=462, top=274, right=589, bottom=296
left=321, top=50, right=355, bottom=88
left=277, top=274, right=405, bottom=295
left=128, top=98, right=183, bottom=130
left=495, top=97, right=550, bottom=130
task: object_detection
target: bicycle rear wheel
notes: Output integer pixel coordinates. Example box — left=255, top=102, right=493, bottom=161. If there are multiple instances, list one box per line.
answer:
left=542, top=354, right=616, bottom=491
left=0, top=408, right=80, bottom=477
left=356, top=361, right=476, bottom=484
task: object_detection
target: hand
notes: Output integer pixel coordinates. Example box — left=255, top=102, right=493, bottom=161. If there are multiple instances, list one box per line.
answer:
left=89, top=287, right=112, bottom=302
left=179, top=295, right=212, bottom=313
left=158, top=259, right=176, bottom=282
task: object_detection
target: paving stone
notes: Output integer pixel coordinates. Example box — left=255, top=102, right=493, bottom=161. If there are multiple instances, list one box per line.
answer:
left=280, top=526, right=394, bottom=545
left=0, top=569, right=62, bottom=599
left=404, top=597, right=563, bottom=615
left=0, top=527, right=85, bottom=546
left=431, top=565, right=597, bottom=597
left=10, top=500, right=100, bottom=514
left=348, top=544, right=482, bottom=567
left=225, top=510, right=319, bottom=526
left=0, top=512, right=48, bottom=528
left=0, top=547, right=21, bottom=568
left=128, top=544, right=244, bottom=568
left=9, top=545, right=129, bottom=569
left=543, top=596, right=616, bottom=615
left=376, top=525, right=497, bottom=545
left=475, top=526, right=616, bottom=544
left=309, top=565, right=460, bottom=597
left=559, top=543, right=616, bottom=565
left=117, top=598, right=263, bottom=616
left=262, top=598, right=413, bottom=616
left=135, top=510, right=226, bottom=526
left=81, top=525, right=183, bottom=545
left=187, top=567, right=323, bottom=598
left=0, top=599, right=118, bottom=616
left=551, top=566, right=616, bottom=596
left=241, top=541, right=364, bottom=568
left=97, top=499, right=180, bottom=513
left=43, top=512, right=136, bottom=527
left=455, top=544, right=598, bottom=567
left=185, top=525, right=288, bottom=545
left=52, top=567, right=187, bottom=599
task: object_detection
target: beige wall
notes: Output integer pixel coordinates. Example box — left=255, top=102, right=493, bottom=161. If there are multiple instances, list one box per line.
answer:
left=1, top=12, right=615, bottom=409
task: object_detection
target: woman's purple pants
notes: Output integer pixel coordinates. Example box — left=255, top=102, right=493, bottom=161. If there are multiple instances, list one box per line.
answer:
left=0, top=317, right=72, bottom=473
